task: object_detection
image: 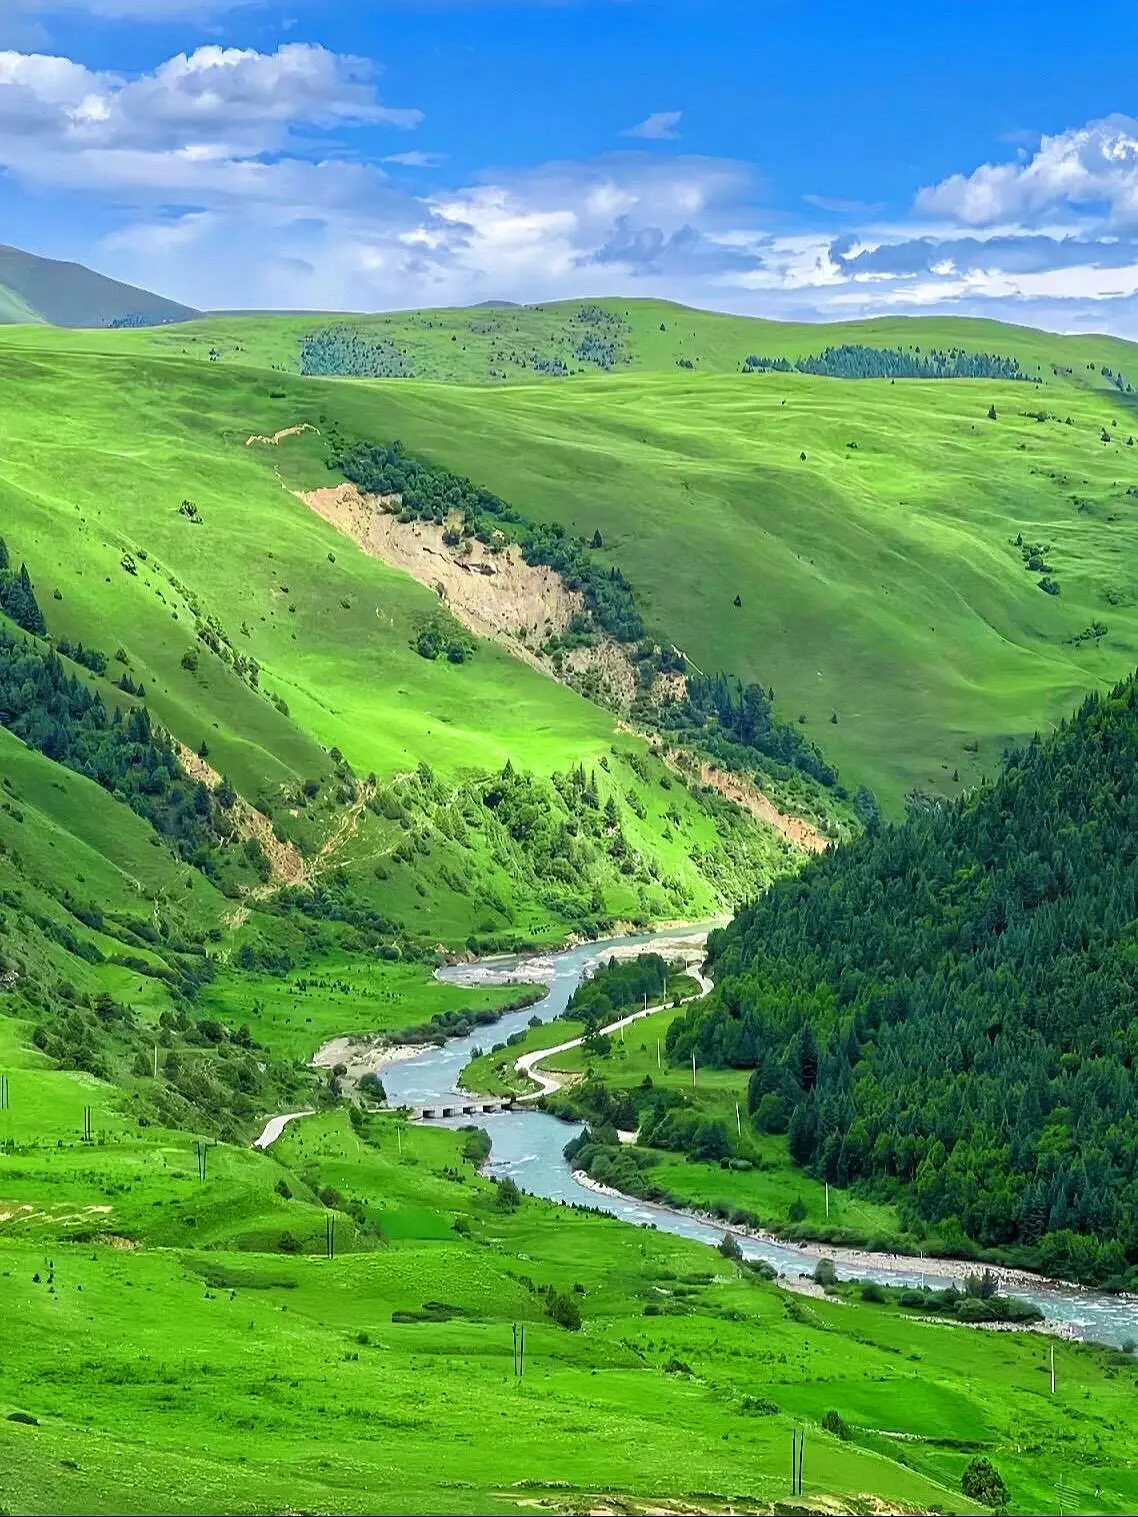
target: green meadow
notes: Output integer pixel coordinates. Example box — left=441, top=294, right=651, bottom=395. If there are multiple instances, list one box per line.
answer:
left=4, top=1105, right=1138, bottom=1516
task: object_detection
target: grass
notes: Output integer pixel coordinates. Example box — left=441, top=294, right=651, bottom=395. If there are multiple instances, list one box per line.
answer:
left=2, top=1107, right=1137, bottom=1514
left=8, top=303, right=1138, bottom=813
left=5, top=300, right=1138, bottom=1510
left=200, top=957, right=543, bottom=1063
left=318, top=367, right=1138, bottom=813
left=0, top=336, right=798, bottom=956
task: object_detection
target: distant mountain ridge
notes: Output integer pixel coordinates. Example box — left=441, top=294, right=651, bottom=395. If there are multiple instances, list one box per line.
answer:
left=0, top=244, right=198, bottom=329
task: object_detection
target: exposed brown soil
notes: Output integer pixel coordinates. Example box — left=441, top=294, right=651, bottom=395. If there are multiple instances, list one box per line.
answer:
left=662, top=748, right=829, bottom=854
left=176, top=743, right=306, bottom=887
left=297, top=475, right=826, bottom=857
left=300, top=481, right=581, bottom=676
left=245, top=423, right=318, bottom=447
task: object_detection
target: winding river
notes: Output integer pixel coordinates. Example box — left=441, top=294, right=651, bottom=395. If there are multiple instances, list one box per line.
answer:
left=375, top=925, right=1138, bottom=1349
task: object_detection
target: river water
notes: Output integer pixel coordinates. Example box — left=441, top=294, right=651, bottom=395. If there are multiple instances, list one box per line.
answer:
left=376, top=925, right=1138, bottom=1348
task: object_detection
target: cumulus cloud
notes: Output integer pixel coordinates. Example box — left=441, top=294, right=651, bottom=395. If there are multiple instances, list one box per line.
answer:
left=10, top=39, right=1138, bottom=339
left=622, top=110, right=682, bottom=141
left=0, top=41, right=420, bottom=217
left=916, top=114, right=1138, bottom=227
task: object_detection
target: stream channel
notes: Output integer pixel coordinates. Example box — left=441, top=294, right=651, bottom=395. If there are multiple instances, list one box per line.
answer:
left=374, top=924, right=1138, bottom=1348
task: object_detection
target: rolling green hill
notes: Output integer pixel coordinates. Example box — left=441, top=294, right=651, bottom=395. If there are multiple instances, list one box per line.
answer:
left=0, top=244, right=197, bottom=329
left=28, top=297, right=1137, bottom=810
left=0, top=337, right=804, bottom=982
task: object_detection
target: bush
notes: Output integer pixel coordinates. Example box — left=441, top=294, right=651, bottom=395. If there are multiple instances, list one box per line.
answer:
left=276, top=1231, right=301, bottom=1254
left=546, top=1289, right=582, bottom=1331
left=495, top=1176, right=522, bottom=1211
left=860, top=1281, right=887, bottom=1303
left=821, top=1409, right=850, bottom=1440
left=788, top=1196, right=807, bottom=1223
left=718, top=1231, right=743, bottom=1261
left=961, top=1456, right=1009, bottom=1508
left=813, top=1257, right=838, bottom=1287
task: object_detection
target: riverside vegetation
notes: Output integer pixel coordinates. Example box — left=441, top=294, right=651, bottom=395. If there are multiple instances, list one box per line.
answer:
left=3, top=298, right=1138, bottom=1512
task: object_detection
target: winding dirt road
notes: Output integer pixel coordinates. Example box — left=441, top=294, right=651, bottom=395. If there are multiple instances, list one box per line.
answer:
left=513, top=965, right=713, bottom=1102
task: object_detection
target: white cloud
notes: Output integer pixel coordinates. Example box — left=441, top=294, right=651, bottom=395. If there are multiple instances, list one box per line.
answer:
left=917, top=114, right=1138, bottom=227
left=9, top=45, right=1138, bottom=341
left=622, top=110, right=681, bottom=142
left=383, top=150, right=446, bottom=167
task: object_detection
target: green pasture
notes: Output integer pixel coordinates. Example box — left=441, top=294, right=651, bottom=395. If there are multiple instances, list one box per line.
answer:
left=1, top=1108, right=1135, bottom=1514
left=317, top=367, right=1138, bottom=811
left=200, top=957, right=543, bottom=1064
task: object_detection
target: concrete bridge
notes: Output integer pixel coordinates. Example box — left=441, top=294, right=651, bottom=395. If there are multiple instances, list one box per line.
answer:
left=406, top=1098, right=517, bottom=1122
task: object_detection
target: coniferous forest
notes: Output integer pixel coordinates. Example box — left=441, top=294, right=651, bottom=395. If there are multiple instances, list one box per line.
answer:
left=667, top=675, right=1138, bottom=1284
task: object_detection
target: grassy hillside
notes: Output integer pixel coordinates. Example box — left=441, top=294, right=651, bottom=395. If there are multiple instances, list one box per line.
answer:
left=3, top=1102, right=1137, bottom=1515
left=291, top=367, right=1137, bottom=811
left=19, top=295, right=1138, bottom=392
left=24, top=298, right=1135, bottom=809
left=0, top=337, right=802, bottom=965
left=0, top=245, right=197, bottom=329
left=2, top=302, right=1138, bottom=1513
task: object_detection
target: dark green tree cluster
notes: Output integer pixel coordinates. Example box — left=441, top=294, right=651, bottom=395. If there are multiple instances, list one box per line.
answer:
left=0, top=539, right=46, bottom=636
left=656, top=672, right=838, bottom=787
left=0, top=627, right=229, bottom=870
left=568, top=951, right=669, bottom=1027
left=300, top=326, right=413, bottom=378
left=743, top=345, right=1039, bottom=382
left=574, top=335, right=618, bottom=369
left=55, top=638, right=108, bottom=675
left=667, top=674, right=1138, bottom=1283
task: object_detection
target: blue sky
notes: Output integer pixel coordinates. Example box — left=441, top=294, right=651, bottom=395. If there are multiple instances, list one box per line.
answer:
left=3, top=0, right=1138, bottom=330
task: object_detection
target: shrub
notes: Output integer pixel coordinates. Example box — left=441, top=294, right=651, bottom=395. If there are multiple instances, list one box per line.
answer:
left=821, top=1409, right=850, bottom=1440
left=788, top=1196, right=807, bottom=1223
left=961, top=1456, right=1010, bottom=1508
left=860, top=1281, right=887, bottom=1303
left=813, top=1257, right=838, bottom=1287
left=546, top=1289, right=582, bottom=1331
left=276, top=1231, right=301, bottom=1254
left=495, top=1176, right=522, bottom=1211
left=739, top=1395, right=779, bottom=1415
left=718, top=1231, right=743, bottom=1261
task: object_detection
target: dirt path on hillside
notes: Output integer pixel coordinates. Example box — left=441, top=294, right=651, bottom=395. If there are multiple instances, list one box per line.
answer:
left=512, top=955, right=713, bottom=1102
left=245, top=424, right=318, bottom=448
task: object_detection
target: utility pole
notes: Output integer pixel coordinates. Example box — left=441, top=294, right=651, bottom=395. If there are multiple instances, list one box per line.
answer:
left=1050, top=1342, right=1056, bottom=1395
left=735, top=1101, right=741, bottom=1137
left=691, top=1050, right=697, bottom=1088
left=657, top=1040, right=661, bottom=1071
left=0, top=1074, right=8, bottom=1110
left=153, top=1044, right=159, bottom=1080
left=825, top=1183, right=830, bottom=1220
left=799, top=1427, right=804, bottom=1495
